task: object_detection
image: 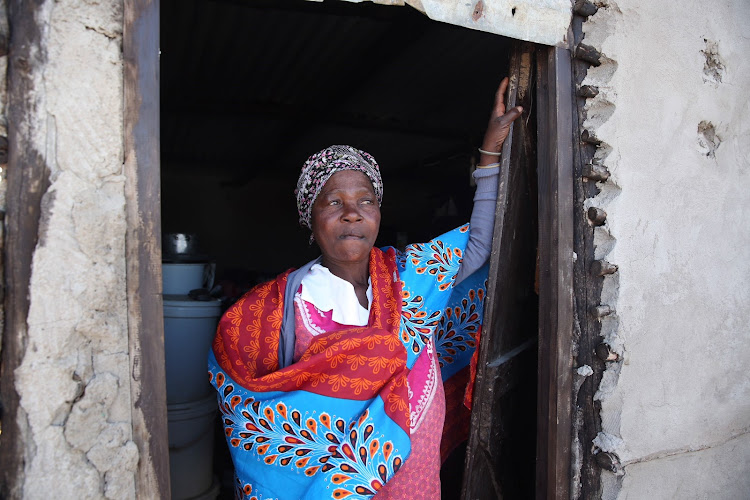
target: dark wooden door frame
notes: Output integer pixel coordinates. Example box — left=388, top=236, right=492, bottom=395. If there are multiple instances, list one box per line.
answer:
left=535, top=45, right=575, bottom=499
left=123, top=0, right=170, bottom=498
left=1, top=2, right=51, bottom=496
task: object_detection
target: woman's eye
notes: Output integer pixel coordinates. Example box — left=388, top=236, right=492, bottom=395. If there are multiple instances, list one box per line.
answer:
left=361, top=199, right=374, bottom=205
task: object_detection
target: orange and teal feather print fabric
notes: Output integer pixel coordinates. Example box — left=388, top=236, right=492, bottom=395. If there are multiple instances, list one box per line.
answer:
left=208, top=225, right=487, bottom=500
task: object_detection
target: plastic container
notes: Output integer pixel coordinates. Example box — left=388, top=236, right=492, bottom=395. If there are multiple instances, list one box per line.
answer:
left=190, top=478, right=220, bottom=500
left=163, top=296, right=222, bottom=404
left=163, top=263, right=211, bottom=295
left=168, top=395, right=218, bottom=500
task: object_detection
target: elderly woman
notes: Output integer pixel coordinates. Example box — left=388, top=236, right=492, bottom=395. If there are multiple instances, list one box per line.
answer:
left=209, top=78, right=522, bottom=499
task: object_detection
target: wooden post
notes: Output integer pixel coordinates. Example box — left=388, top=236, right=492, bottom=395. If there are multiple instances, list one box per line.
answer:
left=123, top=1, right=170, bottom=498
left=0, top=2, right=50, bottom=497
left=535, top=45, right=575, bottom=500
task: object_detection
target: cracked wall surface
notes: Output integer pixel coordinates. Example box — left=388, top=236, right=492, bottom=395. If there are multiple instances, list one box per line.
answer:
left=581, top=0, right=750, bottom=497
left=11, top=1, right=137, bottom=498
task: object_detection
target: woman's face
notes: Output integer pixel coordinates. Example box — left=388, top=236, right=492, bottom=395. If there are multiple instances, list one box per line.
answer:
left=311, top=170, right=381, bottom=267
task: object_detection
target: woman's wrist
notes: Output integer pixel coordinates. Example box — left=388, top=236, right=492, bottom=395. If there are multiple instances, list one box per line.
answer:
left=479, top=144, right=502, bottom=166
left=479, top=153, right=500, bottom=166
left=475, top=162, right=500, bottom=170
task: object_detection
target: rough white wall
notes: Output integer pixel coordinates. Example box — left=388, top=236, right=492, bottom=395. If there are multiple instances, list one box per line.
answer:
left=582, top=0, right=750, bottom=497
left=12, top=1, right=137, bottom=498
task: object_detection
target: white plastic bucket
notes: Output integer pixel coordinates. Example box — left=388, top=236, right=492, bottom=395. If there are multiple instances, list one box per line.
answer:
left=163, top=263, right=213, bottom=295
left=163, top=297, right=222, bottom=404
left=168, top=395, right=218, bottom=500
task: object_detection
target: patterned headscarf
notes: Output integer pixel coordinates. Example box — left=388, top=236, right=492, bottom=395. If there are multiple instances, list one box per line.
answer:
left=295, top=145, right=383, bottom=229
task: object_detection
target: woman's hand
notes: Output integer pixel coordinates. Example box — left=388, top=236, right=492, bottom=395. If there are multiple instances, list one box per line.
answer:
left=479, top=77, right=523, bottom=165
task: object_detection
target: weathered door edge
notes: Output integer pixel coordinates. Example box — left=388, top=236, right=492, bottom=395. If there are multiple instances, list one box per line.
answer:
left=461, top=41, right=537, bottom=499
left=462, top=42, right=576, bottom=500
left=123, top=1, right=170, bottom=498
left=535, top=45, right=575, bottom=500
left=0, top=2, right=49, bottom=497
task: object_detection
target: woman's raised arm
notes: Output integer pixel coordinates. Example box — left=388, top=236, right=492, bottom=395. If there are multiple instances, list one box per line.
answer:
left=456, top=77, right=523, bottom=284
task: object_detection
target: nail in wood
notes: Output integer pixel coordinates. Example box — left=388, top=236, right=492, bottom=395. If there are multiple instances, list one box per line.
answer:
left=587, top=206, right=607, bottom=226
left=595, top=343, right=619, bottom=362
left=575, top=43, right=602, bottom=66
left=581, top=130, right=602, bottom=146
left=583, top=162, right=610, bottom=182
left=0, top=136, right=7, bottom=164
left=596, top=452, right=620, bottom=473
left=574, top=0, right=599, bottom=17
left=591, top=305, right=613, bottom=319
left=591, top=260, right=618, bottom=276
left=578, top=85, right=599, bottom=98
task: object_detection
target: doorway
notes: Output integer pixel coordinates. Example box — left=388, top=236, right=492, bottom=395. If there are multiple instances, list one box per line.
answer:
left=160, top=0, right=534, bottom=498
left=120, top=0, right=574, bottom=498
left=0, top=1, right=574, bottom=498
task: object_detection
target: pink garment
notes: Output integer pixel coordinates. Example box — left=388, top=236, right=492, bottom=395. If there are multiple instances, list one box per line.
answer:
left=293, top=288, right=445, bottom=498
left=375, top=345, right=445, bottom=500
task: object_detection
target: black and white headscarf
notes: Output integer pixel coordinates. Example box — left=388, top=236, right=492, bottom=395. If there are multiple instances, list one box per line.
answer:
left=295, top=145, right=383, bottom=230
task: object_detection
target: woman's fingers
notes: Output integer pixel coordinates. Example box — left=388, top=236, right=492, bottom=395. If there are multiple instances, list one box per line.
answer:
left=490, top=105, right=523, bottom=131
left=497, top=105, right=523, bottom=125
left=494, top=77, right=510, bottom=115
left=480, top=78, right=523, bottom=153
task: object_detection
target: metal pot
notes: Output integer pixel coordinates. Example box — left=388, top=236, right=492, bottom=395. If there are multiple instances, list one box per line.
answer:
left=163, top=233, right=208, bottom=262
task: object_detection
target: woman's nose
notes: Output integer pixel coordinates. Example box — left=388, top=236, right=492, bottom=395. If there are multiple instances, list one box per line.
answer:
left=341, top=202, right=363, bottom=222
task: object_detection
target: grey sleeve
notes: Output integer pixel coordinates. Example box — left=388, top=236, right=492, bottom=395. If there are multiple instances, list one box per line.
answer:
left=455, top=166, right=499, bottom=284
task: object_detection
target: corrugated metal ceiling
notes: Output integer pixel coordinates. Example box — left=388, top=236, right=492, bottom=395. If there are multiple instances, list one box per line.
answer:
left=161, top=0, right=515, bottom=181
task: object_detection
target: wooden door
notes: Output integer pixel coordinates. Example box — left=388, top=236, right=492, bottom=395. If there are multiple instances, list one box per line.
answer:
left=461, top=41, right=540, bottom=499
left=462, top=44, right=574, bottom=499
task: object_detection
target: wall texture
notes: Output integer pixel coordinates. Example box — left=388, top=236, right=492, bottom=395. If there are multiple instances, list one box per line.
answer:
left=581, top=0, right=750, bottom=497
left=10, top=1, right=137, bottom=498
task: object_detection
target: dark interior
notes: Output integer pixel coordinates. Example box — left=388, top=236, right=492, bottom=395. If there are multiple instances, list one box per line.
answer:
left=160, top=0, right=522, bottom=497
left=161, top=0, right=514, bottom=282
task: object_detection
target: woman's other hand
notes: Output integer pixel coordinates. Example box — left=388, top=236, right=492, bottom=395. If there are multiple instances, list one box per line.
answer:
left=479, top=77, right=523, bottom=165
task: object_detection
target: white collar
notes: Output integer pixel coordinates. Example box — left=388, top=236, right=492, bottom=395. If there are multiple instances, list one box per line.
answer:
left=299, top=264, right=372, bottom=326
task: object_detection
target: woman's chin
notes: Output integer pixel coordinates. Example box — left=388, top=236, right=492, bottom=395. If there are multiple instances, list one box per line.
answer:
left=323, top=242, right=373, bottom=263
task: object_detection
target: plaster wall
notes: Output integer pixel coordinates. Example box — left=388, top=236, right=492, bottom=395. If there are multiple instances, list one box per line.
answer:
left=581, top=0, right=750, bottom=497
left=10, top=1, right=137, bottom=498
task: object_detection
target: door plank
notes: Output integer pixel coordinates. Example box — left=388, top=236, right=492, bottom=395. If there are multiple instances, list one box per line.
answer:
left=123, top=1, right=170, bottom=498
left=1, top=2, right=51, bottom=496
left=462, top=41, right=539, bottom=500
left=535, top=45, right=575, bottom=500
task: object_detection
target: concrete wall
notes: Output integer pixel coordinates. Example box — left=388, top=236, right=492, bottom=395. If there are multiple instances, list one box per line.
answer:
left=581, top=0, right=750, bottom=497
left=9, top=1, right=138, bottom=498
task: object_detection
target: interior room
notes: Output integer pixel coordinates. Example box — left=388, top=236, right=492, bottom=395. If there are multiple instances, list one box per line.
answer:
left=160, top=0, right=534, bottom=497
left=160, top=0, right=515, bottom=282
